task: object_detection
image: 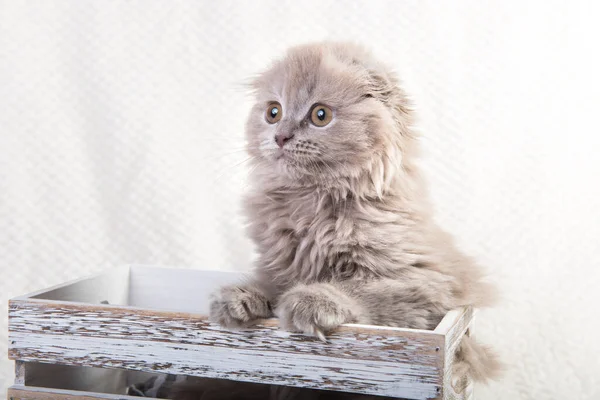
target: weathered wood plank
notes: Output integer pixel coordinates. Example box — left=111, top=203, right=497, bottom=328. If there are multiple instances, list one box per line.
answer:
left=8, top=386, right=139, bottom=400
left=9, top=300, right=442, bottom=364
left=443, top=307, right=473, bottom=358
left=440, top=307, right=474, bottom=400
left=10, top=331, right=440, bottom=399
left=434, top=309, right=463, bottom=335
left=9, top=300, right=446, bottom=399
left=14, top=361, right=25, bottom=385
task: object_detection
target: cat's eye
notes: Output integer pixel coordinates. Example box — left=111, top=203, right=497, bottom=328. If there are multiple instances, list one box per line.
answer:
left=265, top=102, right=282, bottom=124
left=310, top=104, right=333, bottom=127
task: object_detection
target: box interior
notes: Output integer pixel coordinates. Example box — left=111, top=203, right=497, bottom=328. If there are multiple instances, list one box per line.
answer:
left=30, top=266, right=243, bottom=314
left=18, top=363, right=349, bottom=399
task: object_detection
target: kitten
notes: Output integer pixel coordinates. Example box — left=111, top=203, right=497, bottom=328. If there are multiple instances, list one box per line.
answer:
left=208, top=42, right=500, bottom=397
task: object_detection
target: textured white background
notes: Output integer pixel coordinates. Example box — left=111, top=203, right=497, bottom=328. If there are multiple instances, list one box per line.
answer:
left=1, top=1, right=599, bottom=399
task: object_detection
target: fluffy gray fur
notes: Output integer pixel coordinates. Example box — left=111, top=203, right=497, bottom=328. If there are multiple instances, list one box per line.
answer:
left=208, top=41, right=500, bottom=395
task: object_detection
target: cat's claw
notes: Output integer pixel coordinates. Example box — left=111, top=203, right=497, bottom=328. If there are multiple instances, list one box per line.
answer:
left=315, top=329, right=327, bottom=343
left=275, top=284, right=354, bottom=340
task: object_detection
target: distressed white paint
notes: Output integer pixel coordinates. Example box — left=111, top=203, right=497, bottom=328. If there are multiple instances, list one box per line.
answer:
left=11, top=331, right=441, bottom=399
left=441, top=308, right=474, bottom=400
left=14, top=361, right=24, bottom=385
left=8, top=267, right=476, bottom=400
left=434, top=309, right=465, bottom=335
left=9, top=301, right=442, bottom=364
left=8, top=385, right=143, bottom=400
left=9, top=301, right=444, bottom=398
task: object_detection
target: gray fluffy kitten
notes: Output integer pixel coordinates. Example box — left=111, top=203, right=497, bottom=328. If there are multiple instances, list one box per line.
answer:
left=208, top=41, right=500, bottom=395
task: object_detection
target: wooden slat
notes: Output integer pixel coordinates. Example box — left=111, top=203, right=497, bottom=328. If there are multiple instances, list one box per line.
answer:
left=434, top=309, right=463, bottom=335
left=9, top=299, right=445, bottom=399
left=8, top=300, right=441, bottom=362
left=14, top=361, right=25, bottom=385
left=8, top=386, right=142, bottom=400
left=439, top=307, right=474, bottom=400
left=443, top=307, right=473, bottom=357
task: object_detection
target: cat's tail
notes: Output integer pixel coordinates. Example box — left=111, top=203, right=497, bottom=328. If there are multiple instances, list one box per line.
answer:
left=451, top=334, right=502, bottom=392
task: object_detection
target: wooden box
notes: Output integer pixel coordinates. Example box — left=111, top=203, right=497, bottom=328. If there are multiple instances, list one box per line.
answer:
left=7, top=266, right=474, bottom=400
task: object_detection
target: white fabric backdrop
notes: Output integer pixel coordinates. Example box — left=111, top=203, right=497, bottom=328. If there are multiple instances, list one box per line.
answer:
left=1, top=1, right=599, bottom=399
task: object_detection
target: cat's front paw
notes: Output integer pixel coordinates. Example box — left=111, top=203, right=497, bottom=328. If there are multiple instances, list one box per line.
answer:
left=209, top=285, right=272, bottom=328
left=276, top=284, right=357, bottom=341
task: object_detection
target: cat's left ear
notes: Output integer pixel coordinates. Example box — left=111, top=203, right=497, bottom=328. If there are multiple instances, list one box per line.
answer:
left=365, top=69, right=397, bottom=105
left=364, top=67, right=413, bottom=130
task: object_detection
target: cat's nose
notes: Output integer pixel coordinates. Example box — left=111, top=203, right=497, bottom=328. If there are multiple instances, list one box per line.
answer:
left=275, top=133, right=294, bottom=148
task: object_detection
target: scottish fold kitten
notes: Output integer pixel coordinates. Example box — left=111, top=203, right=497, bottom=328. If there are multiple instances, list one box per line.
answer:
left=210, top=40, right=499, bottom=385
left=125, top=42, right=500, bottom=400
left=129, top=41, right=499, bottom=400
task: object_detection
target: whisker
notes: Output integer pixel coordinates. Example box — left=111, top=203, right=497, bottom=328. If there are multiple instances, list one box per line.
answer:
left=203, top=148, right=251, bottom=162
left=212, top=156, right=255, bottom=183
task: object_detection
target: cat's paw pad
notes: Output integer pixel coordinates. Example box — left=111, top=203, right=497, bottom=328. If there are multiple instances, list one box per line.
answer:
left=276, top=285, right=354, bottom=341
left=209, top=285, right=272, bottom=328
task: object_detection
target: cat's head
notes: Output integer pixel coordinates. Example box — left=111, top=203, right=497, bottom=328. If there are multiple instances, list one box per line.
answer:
left=246, top=42, right=415, bottom=191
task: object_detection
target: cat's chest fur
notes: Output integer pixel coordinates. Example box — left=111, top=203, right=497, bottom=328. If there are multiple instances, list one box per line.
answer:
left=246, top=186, right=420, bottom=286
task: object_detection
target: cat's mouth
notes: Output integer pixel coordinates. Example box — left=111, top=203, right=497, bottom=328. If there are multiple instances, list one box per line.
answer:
left=275, top=150, right=285, bottom=160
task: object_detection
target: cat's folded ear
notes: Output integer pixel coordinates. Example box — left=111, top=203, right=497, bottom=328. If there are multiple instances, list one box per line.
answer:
left=365, top=68, right=396, bottom=104
left=364, top=67, right=414, bottom=130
